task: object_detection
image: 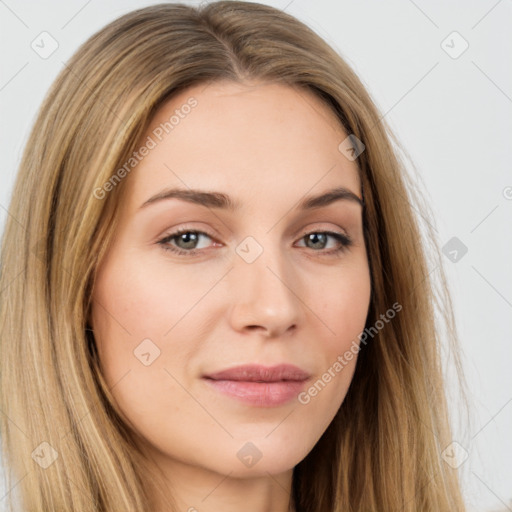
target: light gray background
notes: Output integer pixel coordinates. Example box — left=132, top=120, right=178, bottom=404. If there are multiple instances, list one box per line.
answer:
left=1, top=1, right=511, bottom=511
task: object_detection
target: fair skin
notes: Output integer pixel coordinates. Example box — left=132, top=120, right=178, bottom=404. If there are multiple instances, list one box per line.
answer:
left=91, top=80, right=371, bottom=512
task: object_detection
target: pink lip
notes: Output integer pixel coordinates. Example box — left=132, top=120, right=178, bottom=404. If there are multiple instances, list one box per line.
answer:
left=202, top=364, right=310, bottom=407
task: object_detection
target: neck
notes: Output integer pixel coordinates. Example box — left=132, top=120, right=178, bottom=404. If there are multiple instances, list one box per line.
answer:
left=144, top=456, right=296, bottom=512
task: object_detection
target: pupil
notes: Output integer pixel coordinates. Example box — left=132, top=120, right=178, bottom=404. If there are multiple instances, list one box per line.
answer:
left=308, top=233, right=326, bottom=249
left=179, top=232, right=197, bottom=249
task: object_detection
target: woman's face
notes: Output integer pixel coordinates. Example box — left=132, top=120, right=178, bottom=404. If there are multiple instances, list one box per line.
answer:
left=91, top=80, right=371, bottom=480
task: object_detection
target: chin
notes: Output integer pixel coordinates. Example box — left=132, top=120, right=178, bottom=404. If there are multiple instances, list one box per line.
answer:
left=216, top=436, right=313, bottom=478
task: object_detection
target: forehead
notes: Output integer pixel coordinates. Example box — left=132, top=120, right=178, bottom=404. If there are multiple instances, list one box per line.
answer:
left=125, top=80, right=360, bottom=212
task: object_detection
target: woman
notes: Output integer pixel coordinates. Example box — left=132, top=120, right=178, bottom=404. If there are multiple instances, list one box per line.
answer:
left=0, top=2, right=467, bottom=511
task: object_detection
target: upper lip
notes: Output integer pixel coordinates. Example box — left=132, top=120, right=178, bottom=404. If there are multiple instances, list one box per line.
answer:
left=203, top=364, right=311, bottom=382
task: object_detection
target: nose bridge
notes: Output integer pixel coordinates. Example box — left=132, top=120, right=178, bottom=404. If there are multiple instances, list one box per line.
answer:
left=229, top=233, right=301, bottom=334
left=235, top=233, right=290, bottom=292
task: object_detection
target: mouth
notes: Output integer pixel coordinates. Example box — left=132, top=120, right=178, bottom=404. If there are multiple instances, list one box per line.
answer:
left=202, top=364, right=311, bottom=407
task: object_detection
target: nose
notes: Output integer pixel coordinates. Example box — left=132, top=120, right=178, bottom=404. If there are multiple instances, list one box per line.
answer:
left=228, top=242, right=302, bottom=338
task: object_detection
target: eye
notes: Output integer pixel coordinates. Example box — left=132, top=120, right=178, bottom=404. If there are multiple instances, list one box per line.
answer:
left=157, top=228, right=217, bottom=256
left=157, top=228, right=352, bottom=257
left=295, top=231, right=352, bottom=256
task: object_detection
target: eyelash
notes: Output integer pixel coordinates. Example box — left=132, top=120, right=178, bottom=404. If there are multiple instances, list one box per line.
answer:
left=157, top=227, right=353, bottom=257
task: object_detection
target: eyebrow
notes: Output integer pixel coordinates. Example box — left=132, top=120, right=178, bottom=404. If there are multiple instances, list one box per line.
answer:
left=139, top=186, right=363, bottom=211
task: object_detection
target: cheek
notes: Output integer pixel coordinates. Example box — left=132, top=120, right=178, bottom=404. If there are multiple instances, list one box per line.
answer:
left=293, top=258, right=371, bottom=421
left=90, top=249, right=227, bottom=411
left=91, top=247, right=216, bottom=353
left=90, top=250, right=183, bottom=387
left=313, top=259, right=371, bottom=352
left=90, top=252, right=203, bottom=438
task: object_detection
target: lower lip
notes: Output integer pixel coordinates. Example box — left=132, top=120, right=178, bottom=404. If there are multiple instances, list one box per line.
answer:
left=203, top=378, right=307, bottom=407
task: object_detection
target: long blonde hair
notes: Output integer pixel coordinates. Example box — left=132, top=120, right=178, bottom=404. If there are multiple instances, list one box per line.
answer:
left=0, top=2, right=468, bottom=510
